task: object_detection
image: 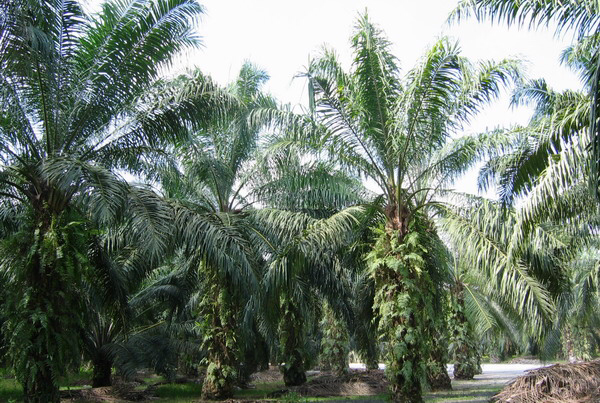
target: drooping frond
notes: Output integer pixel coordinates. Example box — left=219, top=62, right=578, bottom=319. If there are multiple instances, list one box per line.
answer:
left=437, top=198, right=555, bottom=336
left=449, top=0, right=600, bottom=40
left=519, top=131, right=588, bottom=226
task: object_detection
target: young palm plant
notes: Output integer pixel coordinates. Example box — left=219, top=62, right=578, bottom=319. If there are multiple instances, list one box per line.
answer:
left=0, top=0, right=226, bottom=400
left=299, top=14, right=520, bottom=402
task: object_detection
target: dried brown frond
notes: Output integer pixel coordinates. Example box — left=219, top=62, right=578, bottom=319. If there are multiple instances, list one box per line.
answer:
left=492, top=360, right=600, bottom=402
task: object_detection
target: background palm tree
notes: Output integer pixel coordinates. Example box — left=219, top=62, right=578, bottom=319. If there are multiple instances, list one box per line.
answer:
left=249, top=145, right=368, bottom=385
left=159, top=62, right=272, bottom=398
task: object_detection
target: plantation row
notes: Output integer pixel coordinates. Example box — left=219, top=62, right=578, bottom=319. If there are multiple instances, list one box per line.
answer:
left=0, top=0, right=598, bottom=402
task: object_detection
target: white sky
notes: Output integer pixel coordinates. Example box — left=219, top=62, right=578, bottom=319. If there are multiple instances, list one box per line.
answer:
left=185, top=0, right=582, bottom=196
left=192, top=0, right=581, bottom=105
left=86, top=0, right=584, bottom=195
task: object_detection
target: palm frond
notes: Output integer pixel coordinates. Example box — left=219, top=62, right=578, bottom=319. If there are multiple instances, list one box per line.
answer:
left=449, top=0, right=600, bottom=40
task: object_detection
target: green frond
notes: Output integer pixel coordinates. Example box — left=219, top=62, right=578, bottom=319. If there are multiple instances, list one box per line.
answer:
left=449, top=0, right=600, bottom=40
left=560, top=33, right=600, bottom=87
left=173, top=204, right=258, bottom=290
left=437, top=200, right=555, bottom=336
left=519, top=132, right=588, bottom=226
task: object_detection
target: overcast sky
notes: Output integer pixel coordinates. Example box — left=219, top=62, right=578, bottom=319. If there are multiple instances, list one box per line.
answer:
left=85, top=0, right=584, bottom=195
left=192, top=1, right=581, bottom=107
left=186, top=0, right=582, bottom=195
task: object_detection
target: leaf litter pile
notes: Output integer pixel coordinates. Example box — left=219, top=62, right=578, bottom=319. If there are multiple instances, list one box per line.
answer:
left=293, top=370, right=388, bottom=397
left=251, top=367, right=389, bottom=398
left=492, top=360, right=600, bottom=402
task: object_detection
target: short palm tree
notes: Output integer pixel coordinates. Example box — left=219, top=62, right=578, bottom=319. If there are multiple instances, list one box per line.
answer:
left=251, top=205, right=363, bottom=385
left=437, top=194, right=589, bottom=359
left=298, top=14, right=520, bottom=402
left=0, top=0, right=225, bottom=400
left=249, top=145, right=368, bottom=386
left=159, top=62, right=278, bottom=399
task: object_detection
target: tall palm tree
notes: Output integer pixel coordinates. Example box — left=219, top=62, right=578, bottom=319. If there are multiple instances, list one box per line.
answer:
left=297, top=14, right=520, bottom=402
left=0, top=0, right=226, bottom=401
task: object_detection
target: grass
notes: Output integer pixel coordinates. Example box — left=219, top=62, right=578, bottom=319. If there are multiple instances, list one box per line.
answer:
left=154, top=382, right=204, bottom=400
left=0, top=376, right=22, bottom=402
left=154, top=380, right=388, bottom=402
left=0, top=368, right=507, bottom=402
left=425, top=385, right=502, bottom=402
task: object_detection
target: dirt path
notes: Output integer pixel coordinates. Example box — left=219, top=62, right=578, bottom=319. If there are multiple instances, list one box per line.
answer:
left=331, top=363, right=546, bottom=403
left=426, top=364, right=546, bottom=403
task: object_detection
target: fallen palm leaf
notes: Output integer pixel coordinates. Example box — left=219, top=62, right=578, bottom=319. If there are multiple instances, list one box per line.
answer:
left=492, top=360, right=600, bottom=402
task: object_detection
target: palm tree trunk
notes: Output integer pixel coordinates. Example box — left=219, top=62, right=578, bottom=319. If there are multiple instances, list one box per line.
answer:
left=427, top=332, right=452, bottom=391
left=279, top=298, right=307, bottom=386
left=365, top=354, right=379, bottom=371
left=15, top=212, right=81, bottom=403
left=200, top=281, right=238, bottom=399
left=92, top=355, right=113, bottom=387
left=450, top=283, right=480, bottom=380
left=320, top=303, right=349, bottom=376
left=564, top=326, right=577, bottom=363
left=23, top=363, right=60, bottom=403
left=371, top=223, right=432, bottom=403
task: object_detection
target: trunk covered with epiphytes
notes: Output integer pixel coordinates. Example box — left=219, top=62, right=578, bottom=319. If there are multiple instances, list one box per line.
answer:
left=449, top=282, right=480, bottom=380
left=6, top=185, right=85, bottom=403
left=427, top=267, right=452, bottom=390
left=369, top=211, right=434, bottom=403
left=279, top=297, right=307, bottom=386
left=22, top=366, right=60, bottom=403
left=320, top=303, right=349, bottom=376
left=199, top=275, right=239, bottom=400
left=427, top=344, right=453, bottom=391
left=426, top=316, right=452, bottom=391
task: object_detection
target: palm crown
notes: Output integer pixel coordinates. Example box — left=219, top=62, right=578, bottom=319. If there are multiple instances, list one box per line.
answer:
left=305, top=14, right=520, bottom=235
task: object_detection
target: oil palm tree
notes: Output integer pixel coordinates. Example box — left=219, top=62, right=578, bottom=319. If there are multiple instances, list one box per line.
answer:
left=158, top=62, right=278, bottom=399
left=0, top=0, right=227, bottom=400
left=444, top=39, right=600, bottom=361
left=248, top=144, right=368, bottom=386
left=295, top=13, right=520, bottom=402
left=436, top=192, right=596, bottom=366
left=251, top=205, right=363, bottom=385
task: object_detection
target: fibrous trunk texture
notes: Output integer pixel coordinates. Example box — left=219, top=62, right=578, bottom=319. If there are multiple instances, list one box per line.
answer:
left=92, top=355, right=113, bottom=387
left=200, top=279, right=239, bottom=399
